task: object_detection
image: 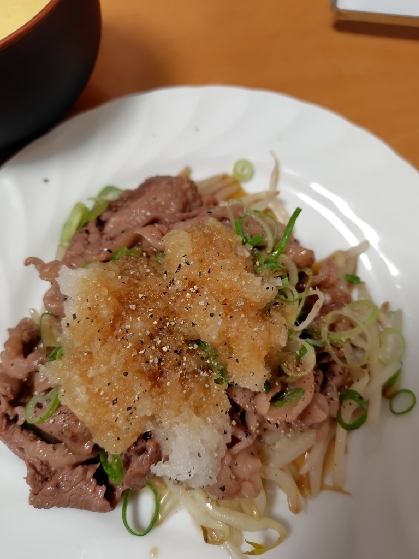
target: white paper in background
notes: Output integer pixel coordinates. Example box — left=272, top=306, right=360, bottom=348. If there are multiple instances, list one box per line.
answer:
left=335, top=0, right=419, bottom=18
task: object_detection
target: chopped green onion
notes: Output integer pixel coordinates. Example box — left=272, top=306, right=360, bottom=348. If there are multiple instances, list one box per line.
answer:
left=347, top=300, right=379, bottom=326
left=25, top=387, right=60, bottom=425
left=264, top=380, right=271, bottom=393
left=111, top=247, right=142, bottom=262
left=304, top=338, right=324, bottom=348
left=336, top=389, right=368, bottom=430
left=96, top=186, right=123, bottom=201
left=234, top=217, right=249, bottom=244
left=275, top=284, right=300, bottom=304
left=247, top=234, right=265, bottom=247
left=60, top=187, right=122, bottom=246
left=386, top=366, right=401, bottom=388
left=87, top=198, right=108, bottom=222
left=322, top=302, right=377, bottom=345
left=297, top=345, right=308, bottom=359
left=279, top=338, right=316, bottom=381
left=196, top=339, right=209, bottom=351
left=345, top=274, right=361, bottom=284
left=378, top=328, right=405, bottom=365
left=272, top=388, right=305, bottom=407
left=60, top=202, right=90, bottom=244
left=122, top=483, right=160, bottom=536
left=99, top=449, right=125, bottom=484
left=389, top=389, right=416, bottom=415
left=269, top=207, right=302, bottom=261
left=155, top=251, right=165, bottom=265
left=214, top=368, right=228, bottom=384
left=48, top=346, right=63, bottom=361
left=255, top=261, right=286, bottom=276
left=39, top=312, right=61, bottom=350
left=232, top=159, right=254, bottom=182
left=195, top=340, right=229, bottom=384
left=234, top=217, right=264, bottom=247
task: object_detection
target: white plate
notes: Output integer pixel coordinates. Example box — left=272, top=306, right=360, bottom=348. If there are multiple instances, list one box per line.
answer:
left=0, top=86, right=418, bottom=559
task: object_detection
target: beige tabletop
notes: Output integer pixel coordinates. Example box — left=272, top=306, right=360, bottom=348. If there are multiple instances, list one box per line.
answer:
left=8, top=0, right=419, bottom=169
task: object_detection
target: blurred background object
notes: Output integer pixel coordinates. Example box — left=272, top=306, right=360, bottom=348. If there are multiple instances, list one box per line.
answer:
left=0, top=0, right=101, bottom=152
left=1, top=0, right=419, bottom=169
left=332, top=0, right=419, bottom=27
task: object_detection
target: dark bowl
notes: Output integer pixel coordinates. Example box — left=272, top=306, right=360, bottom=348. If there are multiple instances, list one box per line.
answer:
left=0, top=0, right=101, bottom=151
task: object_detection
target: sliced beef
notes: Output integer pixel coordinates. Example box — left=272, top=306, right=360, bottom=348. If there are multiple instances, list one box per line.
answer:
left=1, top=318, right=45, bottom=380
left=122, top=435, right=161, bottom=490
left=0, top=412, right=96, bottom=468
left=318, top=286, right=351, bottom=317
left=285, top=240, right=315, bottom=269
left=312, top=258, right=341, bottom=289
left=35, top=405, right=94, bottom=455
left=27, top=459, right=116, bottom=511
left=62, top=175, right=213, bottom=267
left=23, top=258, right=65, bottom=317
left=31, top=368, right=52, bottom=394
left=0, top=364, right=22, bottom=400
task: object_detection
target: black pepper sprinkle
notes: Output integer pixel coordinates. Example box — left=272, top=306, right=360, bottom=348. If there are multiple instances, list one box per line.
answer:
left=112, top=398, right=118, bottom=405
left=123, top=371, right=129, bottom=376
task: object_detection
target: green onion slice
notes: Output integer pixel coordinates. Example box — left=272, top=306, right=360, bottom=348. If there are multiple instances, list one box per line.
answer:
left=48, top=346, right=63, bottom=361
left=232, top=159, right=254, bottom=182
left=272, top=388, right=305, bottom=407
left=234, top=217, right=265, bottom=247
left=247, top=234, right=265, bottom=247
left=324, top=302, right=378, bottom=344
left=345, top=274, right=361, bottom=284
left=346, top=300, right=379, bottom=326
left=99, top=449, right=125, bottom=485
left=25, top=387, right=60, bottom=425
left=304, top=338, right=324, bottom=348
left=255, top=261, right=286, bottom=276
left=275, top=285, right=300, bottom=304
left=122, top=483, right=160, bottom=536
left=111, top=247, right=142, bottom=262
left=378, top=328, right=405, bottom=365
left=155, top=251, right=165, bottom=266
left=336, top=389, right=368, bottom=431
left=87, top=198, right=108, bottom=222
left=269, top=207, right=302, bottom=261
left=279, top=338, right=316, bottom=381
left=389, top=389, right=416, bottom=415
left=96, top=186, right=123, bottom=201
left=386, top=366, right=401, bottom=388
left=40, top=312, right=61, bottom=350
left=234, top=216, right=249, bottom=244
left=297, top=345, right=308, bottom=359
left=60, top=202, right=90, bottom=245
left=195, top=340, right=229, bottom=384
left=264, top=380, right=271, bottom=393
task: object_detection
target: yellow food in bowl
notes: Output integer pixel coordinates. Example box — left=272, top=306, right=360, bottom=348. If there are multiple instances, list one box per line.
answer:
left=0, top=0, right=51, bottom=41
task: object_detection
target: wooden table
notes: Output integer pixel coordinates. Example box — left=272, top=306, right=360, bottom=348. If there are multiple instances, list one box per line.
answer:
left=5, top=0, right=419, bottom=169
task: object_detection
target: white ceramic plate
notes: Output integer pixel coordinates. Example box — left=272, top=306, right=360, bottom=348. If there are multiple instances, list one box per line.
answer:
left=0, top=86, right=418, bottom=559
